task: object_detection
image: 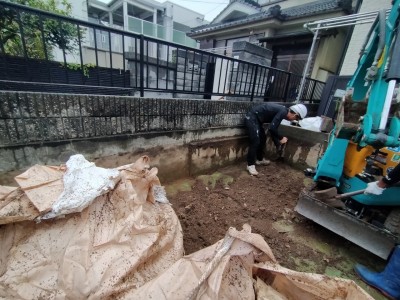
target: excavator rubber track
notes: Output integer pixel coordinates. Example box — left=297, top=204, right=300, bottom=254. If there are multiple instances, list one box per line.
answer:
left=295, top=189, right=399, bottom=260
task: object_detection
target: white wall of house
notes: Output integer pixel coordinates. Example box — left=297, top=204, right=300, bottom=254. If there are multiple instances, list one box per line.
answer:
left=70, top=0, right=89, bottom=21
left=339, top=0, right=392, bottom=76
left=312, top=31, right=347, bottom=81
left=165, top=1, right=206, bottom=28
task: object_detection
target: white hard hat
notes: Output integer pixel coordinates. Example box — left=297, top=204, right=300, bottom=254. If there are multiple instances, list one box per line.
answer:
left=289, top=104, right=307, bottom=119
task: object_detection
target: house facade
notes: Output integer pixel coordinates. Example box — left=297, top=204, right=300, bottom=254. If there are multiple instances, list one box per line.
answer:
left=189, top=0, right=358, bottom=83
left=87, top=0, right=206, bottom=48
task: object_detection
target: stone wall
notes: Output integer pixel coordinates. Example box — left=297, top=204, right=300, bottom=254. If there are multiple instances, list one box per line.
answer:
left=0, top=91, right=325, bottom=185
left=0, top=91, right=250, bottom=147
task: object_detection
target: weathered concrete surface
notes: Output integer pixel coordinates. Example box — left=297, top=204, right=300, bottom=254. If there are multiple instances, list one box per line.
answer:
left=0, top=124, right=329, bottom=185
left=266, top=125, right=329, bottom=170
left=0, top=127, right=246, bottom=185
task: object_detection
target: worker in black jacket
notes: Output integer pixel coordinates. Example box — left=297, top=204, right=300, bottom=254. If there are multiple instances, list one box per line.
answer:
left=244, top=103, right=307, bottom=176
left=364, top=163, right=400, bottom=195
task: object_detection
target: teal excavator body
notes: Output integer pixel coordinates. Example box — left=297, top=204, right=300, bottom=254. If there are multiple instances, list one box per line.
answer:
left=296, top=0, right=400, bottom=259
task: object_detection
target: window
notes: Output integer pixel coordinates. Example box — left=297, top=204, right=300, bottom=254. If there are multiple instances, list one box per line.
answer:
left=272, top=43, right=311, bottom=74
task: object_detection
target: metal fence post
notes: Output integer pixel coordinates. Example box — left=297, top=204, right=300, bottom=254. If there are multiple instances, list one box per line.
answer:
left=139, top=35, right=144, bottom=97
left=203, top=59, right=215, bottom=99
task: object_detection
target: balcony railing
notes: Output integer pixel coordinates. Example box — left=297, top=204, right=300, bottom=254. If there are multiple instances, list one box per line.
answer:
left=127, top=16, right=197, bottom=48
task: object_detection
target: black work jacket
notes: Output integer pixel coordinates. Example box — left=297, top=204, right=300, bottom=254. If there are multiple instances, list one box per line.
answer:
left=383, top=163, right=400, bottom=185
left=248, top=103, right=288, bottom=146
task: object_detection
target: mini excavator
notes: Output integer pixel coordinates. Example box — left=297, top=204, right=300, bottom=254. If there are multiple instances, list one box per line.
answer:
left=296, top=0, right=400, bottom=259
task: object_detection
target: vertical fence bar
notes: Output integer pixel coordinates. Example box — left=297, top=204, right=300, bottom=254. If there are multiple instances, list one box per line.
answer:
left=16, top=10, right=30, bottom=80
left=190, top=51, right=195, bottom=92
left=183, top=48, right=188, bottom=91
left=122, top=34, right=126, bottom=88
left=198, top=52, right=203, bottom=92
left=244, top=64, right=250, bottom=95
left=283, top=72, right=291, bottom=101
left=58, top=20, right=69, bottom=84
left=174, top=46, right=178, bottom=92
left=139, top=35, right=144, bottom=97
left=0, top=33, right=8, bottom=82
left=224, top=59, right=229, bottom=94
left=108, top=31, right=113, bottom=86
left=217, top=58, right=223, bottom=95
left=250, top=65, right=258, bottom=101
left=166, top=45, right=170, bottom=89
left=238, top=62, right=244, bottom=94
left=261, top=68, right=269, bottom=99
left=77, top=24, right=85, bottom=84
left=146, top=40, right=149, bottom=88
left=232, top=60, right=238, bottom=94
left=39, top=15, right=51, bottom=82
left=156, top=42, right=159, bottom=89
left=135, top=37, right=139, bottom=89
left=203, top=57, right=215, bottom=99
left=93, top=28, right=100, bottom=86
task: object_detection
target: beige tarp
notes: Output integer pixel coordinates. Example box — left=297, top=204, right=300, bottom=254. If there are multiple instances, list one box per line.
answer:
left=0, top=156, right=183, bottom=299
left=0, top=156, right=373, bottom=299
left=129, top=225, right=372, bottom=300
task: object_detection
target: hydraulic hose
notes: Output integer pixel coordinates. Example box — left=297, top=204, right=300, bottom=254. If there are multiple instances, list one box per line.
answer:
left=386, top=26, right=400, bottom=81
left=358, top=14, right=379, bottom=64
left=373, top=9, right=387, bottom=65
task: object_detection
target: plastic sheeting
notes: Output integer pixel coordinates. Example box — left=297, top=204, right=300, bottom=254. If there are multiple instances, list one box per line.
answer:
left=299, top=117, right=323, bottom=132
left=0, top=156, right=373, bottom=300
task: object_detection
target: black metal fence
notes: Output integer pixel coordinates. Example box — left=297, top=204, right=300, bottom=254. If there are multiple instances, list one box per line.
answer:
left=0, top=1, right=325, bottom=102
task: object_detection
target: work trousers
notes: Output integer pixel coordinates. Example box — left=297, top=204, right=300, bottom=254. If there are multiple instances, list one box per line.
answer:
left=244, top=113, right=266, bottom=166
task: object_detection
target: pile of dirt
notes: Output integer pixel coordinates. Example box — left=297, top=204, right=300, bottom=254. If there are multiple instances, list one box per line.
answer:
left=167, top=161, right=387, bottom=299
left=168, top=162, right=315, bottom=264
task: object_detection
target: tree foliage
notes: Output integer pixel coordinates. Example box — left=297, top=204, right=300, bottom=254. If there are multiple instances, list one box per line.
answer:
left=0, top=0, right=80, bottom=59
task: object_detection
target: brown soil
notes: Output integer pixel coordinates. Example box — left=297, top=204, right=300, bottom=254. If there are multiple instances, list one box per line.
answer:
left=168, top=162, right=322, bottom=266
left=167, top=161, right=387, bottom=299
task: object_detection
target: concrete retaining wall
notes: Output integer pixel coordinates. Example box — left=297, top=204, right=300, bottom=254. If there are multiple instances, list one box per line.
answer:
left=0, top=91, right=326, bottom=185
left=0, top=124, right=328, bottom=185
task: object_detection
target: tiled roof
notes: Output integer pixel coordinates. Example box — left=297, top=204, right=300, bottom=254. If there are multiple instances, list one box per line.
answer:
left=282, top=0, right=344, bottom=18
left=209, top=0, right=262, bottom=27
left=190, top=0, right=351, bottom=36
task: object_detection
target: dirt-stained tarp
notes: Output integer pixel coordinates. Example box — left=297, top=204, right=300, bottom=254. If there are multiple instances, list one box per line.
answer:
left=0, top=155, right=183, bottom=299
left=0, top=155, right=373, bottom=299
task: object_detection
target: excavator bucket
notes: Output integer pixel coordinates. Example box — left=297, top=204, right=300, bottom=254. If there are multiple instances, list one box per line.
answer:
left=295, top=189, right=398, bottom=260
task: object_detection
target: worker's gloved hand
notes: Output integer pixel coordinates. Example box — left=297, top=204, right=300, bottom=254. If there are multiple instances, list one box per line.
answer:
left=364, top=181, right=385, bottom=195
left=279, top=137, right=288, bottom=144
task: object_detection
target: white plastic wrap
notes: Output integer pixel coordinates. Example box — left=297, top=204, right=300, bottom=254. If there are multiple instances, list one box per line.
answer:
left=42, top=154, right=120, bottom=219
left=299, top=116, right=323, bottom=132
